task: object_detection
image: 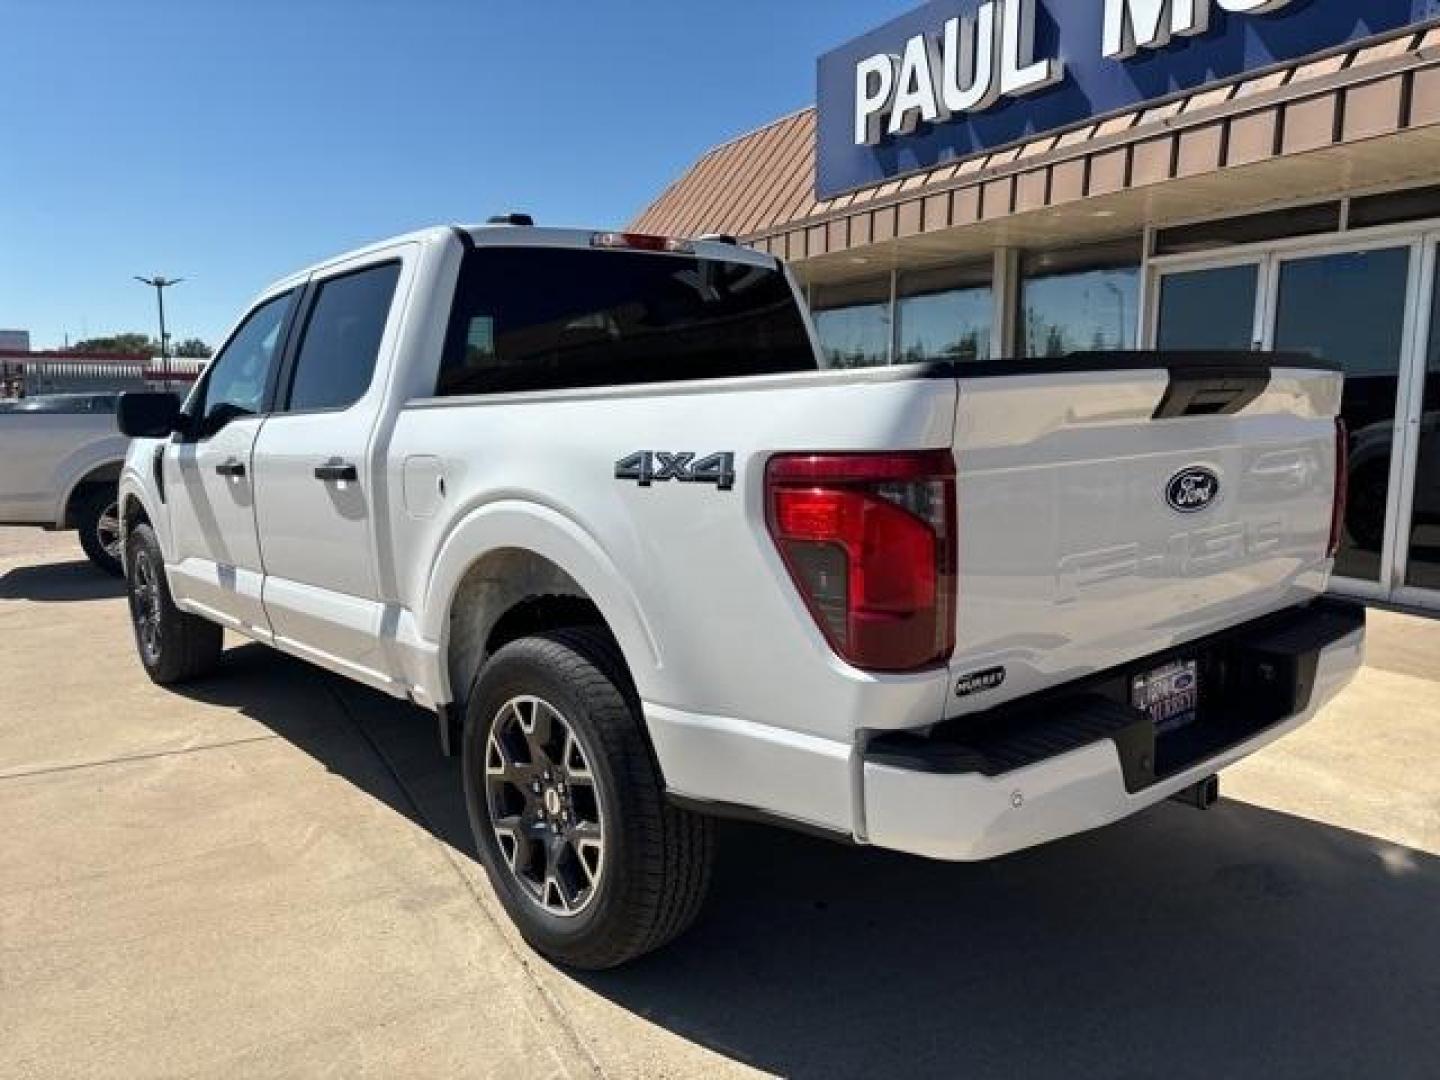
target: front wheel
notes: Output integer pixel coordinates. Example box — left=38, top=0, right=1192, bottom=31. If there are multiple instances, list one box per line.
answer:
left=462, top=627, right=714, bottom=969
left=125, top=524, right=223, bottom=685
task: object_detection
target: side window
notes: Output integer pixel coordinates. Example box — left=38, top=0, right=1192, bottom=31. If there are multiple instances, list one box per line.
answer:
left=190, top=291, right=294, bottom=437
left=285, top=262, right=401, bottom=413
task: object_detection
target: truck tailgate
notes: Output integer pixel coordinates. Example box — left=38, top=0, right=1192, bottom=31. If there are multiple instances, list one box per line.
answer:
left=947, top=361, right=1342, bottom=718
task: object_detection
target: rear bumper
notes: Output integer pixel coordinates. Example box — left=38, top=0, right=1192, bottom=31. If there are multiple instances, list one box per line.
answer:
left=862, top=601, right=1366, bottom=862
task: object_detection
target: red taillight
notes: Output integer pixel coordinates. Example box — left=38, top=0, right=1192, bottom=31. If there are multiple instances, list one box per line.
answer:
left=1329, top=417, right=1349, bottom=559
left=591, top=231, right=695, bottom=254
left=765, top=451, right=957, bottom=672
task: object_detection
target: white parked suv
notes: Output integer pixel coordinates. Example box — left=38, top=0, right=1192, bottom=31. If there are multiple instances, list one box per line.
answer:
left=0, top=392, right=136, bottom=574
left=116, top=222, right=1365, bottom=968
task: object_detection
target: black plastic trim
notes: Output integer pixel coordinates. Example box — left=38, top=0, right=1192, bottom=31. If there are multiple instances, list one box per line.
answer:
left=267, top=280, right=318, bottom=416
left=437, top=704, right=461, bottom=758
left=666, top=794, right=857, bottom=845
left=152, top=444, right=166, bottom=504
left=905, top=349, right=1341, bottom=381
left=261, top=287, right=309, bottom=417
left=866, top=600, right=1364, bottom=794
left=1153, top=367, right=1271, bottom=419
left=449, top=225, right=477, bottom=253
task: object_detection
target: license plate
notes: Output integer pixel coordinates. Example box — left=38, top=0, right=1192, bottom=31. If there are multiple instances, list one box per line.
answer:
left=1131, top=659, right=1199, bottom=736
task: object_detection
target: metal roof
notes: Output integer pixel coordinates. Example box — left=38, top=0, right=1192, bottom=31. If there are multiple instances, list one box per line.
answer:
left=631, top=24, right=1440, bottom=261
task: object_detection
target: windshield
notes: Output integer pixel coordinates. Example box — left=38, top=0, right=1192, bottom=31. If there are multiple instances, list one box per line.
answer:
left=436, top=246, right=818, bottom=397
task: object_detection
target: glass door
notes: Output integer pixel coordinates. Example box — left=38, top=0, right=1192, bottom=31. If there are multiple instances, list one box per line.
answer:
left=1399, top=239, right=1440, bottom=599
left=1151, top=237, right=1429, bottom=603
left=1155, top=261, right=1262, bottom=352
left=1267, top=245, right=1415, bottom=588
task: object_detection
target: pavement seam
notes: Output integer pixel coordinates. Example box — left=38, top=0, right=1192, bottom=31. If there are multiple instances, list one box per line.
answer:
left=320, top=681, right=609, bottom=1080
left=0, top=732, right=282, bottom=782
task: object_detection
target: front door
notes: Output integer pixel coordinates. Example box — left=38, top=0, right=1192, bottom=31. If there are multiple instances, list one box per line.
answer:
left=165, top=289, right=297, bottom=635
left=251, top=254, right=407, bottom=689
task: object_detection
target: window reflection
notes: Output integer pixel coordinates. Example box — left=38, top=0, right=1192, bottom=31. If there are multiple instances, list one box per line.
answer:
left=811, top=277, right=892, bottom=369
left=897, top=264, right=992, bottom=364
left=1021, top=242, right=1141, bottom=357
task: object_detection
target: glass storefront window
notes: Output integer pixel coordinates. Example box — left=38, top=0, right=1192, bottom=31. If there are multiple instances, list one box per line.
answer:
left=1021, top=241, right=1141, bottom=358
left=896, top=264, right=992, bottom=364
left=811, top=277, right=891, bottom=369
left=1157, top=264, right=1259, bottom=351
left=1405, top=275, right=1440, bottom=591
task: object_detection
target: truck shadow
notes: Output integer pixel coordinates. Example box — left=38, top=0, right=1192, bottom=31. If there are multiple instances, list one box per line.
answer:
left=181, top=643, right=1440, bottom=1080
left=0, top=559, right=125, bottom=602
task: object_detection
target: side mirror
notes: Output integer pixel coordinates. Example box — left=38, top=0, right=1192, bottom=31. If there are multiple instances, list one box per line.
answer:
left=117, top=391, right=183, bottom=438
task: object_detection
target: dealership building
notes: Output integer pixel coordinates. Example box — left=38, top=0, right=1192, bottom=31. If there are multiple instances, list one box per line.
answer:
left=634, top=0, right=1440, bottom=612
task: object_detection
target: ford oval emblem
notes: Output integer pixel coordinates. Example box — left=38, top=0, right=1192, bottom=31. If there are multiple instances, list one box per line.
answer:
left=1166, top=467, right=1220, bottom=514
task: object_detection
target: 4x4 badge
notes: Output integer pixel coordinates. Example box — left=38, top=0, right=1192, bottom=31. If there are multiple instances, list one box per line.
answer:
left=615, top=451, right=736, bottom=491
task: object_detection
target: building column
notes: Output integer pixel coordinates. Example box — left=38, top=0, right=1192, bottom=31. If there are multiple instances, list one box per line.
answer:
left=992, top=248, right=1020, bottom=359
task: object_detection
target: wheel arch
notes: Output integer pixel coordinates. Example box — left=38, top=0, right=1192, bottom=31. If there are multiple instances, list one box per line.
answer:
left=120, top=488, right=153, bottom=530
left=422, top=500, right=662, bottom=711
left=60, top=459, right=124, bottom=528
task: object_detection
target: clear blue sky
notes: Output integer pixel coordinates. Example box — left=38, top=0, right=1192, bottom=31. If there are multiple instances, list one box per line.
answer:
left=1, top=0, right=915, bottom=351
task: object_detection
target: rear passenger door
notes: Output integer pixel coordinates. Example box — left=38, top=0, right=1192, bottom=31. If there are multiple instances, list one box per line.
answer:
left=250, top=250, right=409, bottom=688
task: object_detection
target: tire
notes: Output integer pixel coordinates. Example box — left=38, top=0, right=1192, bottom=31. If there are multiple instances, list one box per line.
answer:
left=76, top=488, right=124, bottom=577
left=1345, top=463, right=1388, bottom=554
left=462, top=626, right=714, bottom=970
left=124, top=523, right=223, bottom=685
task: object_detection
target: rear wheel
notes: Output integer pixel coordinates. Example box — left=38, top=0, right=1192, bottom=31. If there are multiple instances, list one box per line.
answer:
left=125, top=524, right=223, bottom=685
left=76, top=488, right=123, bottom=576
left=462, top=626, right=714, bottom=969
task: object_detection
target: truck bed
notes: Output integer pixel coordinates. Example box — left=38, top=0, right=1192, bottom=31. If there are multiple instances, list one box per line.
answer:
left=390, top=350, right=1343, bottom=836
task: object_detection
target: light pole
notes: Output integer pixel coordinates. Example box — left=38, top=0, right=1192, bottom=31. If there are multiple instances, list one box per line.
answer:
left=134, top=275, right=184, bottom=384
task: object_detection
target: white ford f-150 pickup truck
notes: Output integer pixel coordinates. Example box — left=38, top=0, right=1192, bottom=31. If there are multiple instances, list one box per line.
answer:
left=1, top=392, right=135, bottom=574
left=116, top=222, right=1365, bottom=968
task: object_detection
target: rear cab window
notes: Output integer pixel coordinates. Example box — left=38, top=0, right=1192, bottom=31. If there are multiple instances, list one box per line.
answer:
left=436, top=246, right=818, bottom=397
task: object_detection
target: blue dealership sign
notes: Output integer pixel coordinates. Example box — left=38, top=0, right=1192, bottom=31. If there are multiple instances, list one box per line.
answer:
left=817, top=0, right=1439, bottom=199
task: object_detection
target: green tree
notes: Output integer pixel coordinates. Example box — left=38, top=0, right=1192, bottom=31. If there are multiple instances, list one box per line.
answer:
left=67, top=333, right=157, bottom=356
left=65, top=333, right=212, bottom=358
left=173, top=338, right=213, bottom=358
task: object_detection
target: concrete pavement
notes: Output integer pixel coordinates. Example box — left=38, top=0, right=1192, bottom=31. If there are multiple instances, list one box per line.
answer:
left=1, top=529, right=1438, bottom=1078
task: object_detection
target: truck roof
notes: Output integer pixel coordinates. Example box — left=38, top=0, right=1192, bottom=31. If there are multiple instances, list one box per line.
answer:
left=276, top=224, right=779, bottom=292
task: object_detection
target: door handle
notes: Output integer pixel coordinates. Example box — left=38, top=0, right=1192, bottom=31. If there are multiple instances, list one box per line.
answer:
left=314, top=462, right=358, bottom=483
left=215, top=460, right=246, bottom=478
